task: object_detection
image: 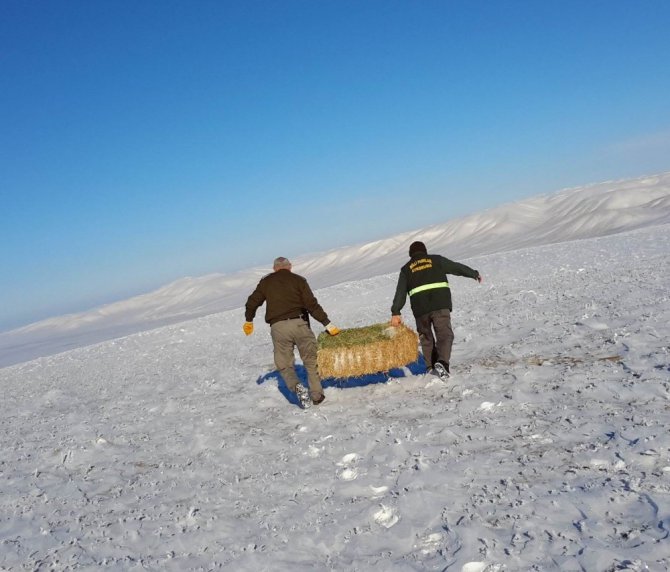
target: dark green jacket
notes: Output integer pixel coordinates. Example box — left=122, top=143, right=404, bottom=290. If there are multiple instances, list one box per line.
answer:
left=245, top=269, right=330, bottom=325
left=391, top=252, right=479, bottom=318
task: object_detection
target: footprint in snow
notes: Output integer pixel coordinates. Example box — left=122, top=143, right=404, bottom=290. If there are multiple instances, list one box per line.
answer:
left=425, top=376, right=447, bottom=388
left=415, top=532, right=444, bottom=555
left=337, top=452, right=360, bottom=481
left=576, top=319, right=609, bottom=331
left=479, top=401, right=502, bottom=411
left=461, top=563, right=491, bottom=572
left=373, top=504, right=399, bottom=528
left=338, top=453, right=358, bottom=465
left=369, top=485, right=388, bottom=498
left=337, top=467, right=359, bottom=481
left=307, top=445, right=323, bottom=458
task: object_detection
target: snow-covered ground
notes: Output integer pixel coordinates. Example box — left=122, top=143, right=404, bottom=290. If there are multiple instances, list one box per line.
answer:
left=2, top=171, right=670, bottom=368
left=1, top=222, right=669, bottom=571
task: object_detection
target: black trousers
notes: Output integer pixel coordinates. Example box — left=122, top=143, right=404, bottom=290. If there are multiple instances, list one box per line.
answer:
left=415, top=308, right=454, bottom=368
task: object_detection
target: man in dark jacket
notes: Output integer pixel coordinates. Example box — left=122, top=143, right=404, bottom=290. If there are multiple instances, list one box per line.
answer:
left=391, top=241, right=482, bottom=379
left=244, top=257, right=340, bottom=406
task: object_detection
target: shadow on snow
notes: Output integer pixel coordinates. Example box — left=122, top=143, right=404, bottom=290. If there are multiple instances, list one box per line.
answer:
left=256, top=355, right=429, bottom=406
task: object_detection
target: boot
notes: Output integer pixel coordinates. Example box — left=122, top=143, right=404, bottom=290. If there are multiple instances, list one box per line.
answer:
left=295, top=384, right=311, bottom=408
left=433, top=360, right=450, bottom=381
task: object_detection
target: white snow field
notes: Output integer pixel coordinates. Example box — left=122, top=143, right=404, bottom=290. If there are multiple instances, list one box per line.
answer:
left=2, top=171, right=670, bottom=368
left=2, top=205, right=670, bottom=568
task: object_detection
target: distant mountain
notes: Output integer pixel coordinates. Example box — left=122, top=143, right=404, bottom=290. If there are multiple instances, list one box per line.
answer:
left=2, top=172, right=669, bottom=367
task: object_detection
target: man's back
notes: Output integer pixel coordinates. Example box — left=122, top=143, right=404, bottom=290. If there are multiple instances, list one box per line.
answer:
left=245, top=269, right=329, bottom=325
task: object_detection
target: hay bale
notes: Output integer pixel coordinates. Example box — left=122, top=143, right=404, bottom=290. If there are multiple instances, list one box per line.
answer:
left=317, top=323, right=419, bottom=379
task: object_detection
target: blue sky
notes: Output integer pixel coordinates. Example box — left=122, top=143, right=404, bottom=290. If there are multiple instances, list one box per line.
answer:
left=2, top=0, right=670, bottom=332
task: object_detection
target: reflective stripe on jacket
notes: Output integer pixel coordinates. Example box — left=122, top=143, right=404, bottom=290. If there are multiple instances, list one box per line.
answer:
left=408, top=281, right=450, bottom=297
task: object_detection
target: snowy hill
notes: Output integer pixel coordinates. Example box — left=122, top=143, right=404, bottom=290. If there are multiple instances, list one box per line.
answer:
left=1, top=220, right=668, bottom=570
left=1, top=171, right=670, bottom=368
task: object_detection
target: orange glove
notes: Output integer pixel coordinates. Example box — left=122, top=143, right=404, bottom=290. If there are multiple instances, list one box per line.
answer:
left=390, top=315, right=402, bottom=327
left=326, top=323, right=340, bottom=336
left=243, top=322, right=254, bottom=336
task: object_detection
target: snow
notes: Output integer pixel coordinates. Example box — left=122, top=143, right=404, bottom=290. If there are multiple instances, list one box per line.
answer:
left=2, top=171, right=670, bottom=367
left=1, top=203, right=670, bottom=568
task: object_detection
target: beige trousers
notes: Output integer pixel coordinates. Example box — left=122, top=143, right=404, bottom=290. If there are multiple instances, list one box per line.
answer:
left=270, top=318, right=324, bottom=400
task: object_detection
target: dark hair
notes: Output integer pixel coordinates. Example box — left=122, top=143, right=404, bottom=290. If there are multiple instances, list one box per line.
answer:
left=409, top=241, right=427, bottom=256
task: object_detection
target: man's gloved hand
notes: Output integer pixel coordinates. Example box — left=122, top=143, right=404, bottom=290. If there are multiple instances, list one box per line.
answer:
left=243, top=322, right=254, bottom=336
left=390, top=315, right=402, bottom=327
left=325, top=323, right=340, bottom=336
left=476, top=272, right=483, bottom=283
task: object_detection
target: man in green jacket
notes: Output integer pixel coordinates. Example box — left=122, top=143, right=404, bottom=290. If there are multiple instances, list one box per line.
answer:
left=244, top=256, right=340, bottom=407
left=391, top=241, right=482, bottom=379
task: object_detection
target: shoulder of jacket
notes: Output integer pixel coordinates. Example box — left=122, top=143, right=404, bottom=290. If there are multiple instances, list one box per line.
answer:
left=257, top=272, right=276, bottom=286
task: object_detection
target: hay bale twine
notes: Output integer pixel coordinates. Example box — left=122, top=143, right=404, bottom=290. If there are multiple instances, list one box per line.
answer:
left=317, top=323, right=419, bottom=379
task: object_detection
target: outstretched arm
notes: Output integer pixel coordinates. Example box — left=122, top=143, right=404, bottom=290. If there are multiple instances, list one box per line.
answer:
left=439, top=256, right=480, bottom=280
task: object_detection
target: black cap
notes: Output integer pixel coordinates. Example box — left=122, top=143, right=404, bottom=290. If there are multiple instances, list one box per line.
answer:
left=409, top=241, right=427, bottom=256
